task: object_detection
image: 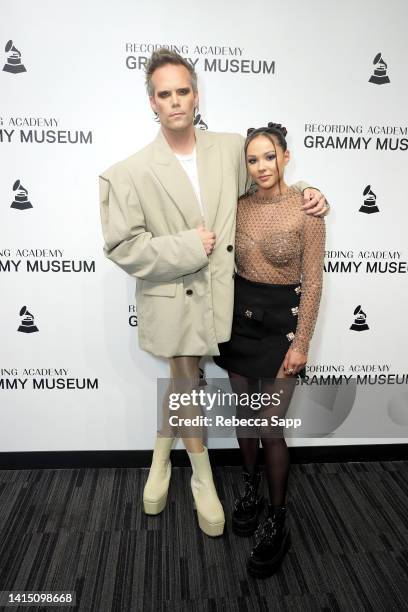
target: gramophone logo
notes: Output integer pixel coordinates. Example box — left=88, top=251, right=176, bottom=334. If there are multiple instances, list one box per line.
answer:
left=359, top=185, right=379, bottom=214
left=3, top=40, right=26, bottom=74
left=350, top=305, right=369, bottom=332
left=11, top=180, right=33, bottom=210
left=17, top=306, right=39, bottom=333
left=194, top=112, right=208, bottom=130
left=368, top=53, right=390, bottom=85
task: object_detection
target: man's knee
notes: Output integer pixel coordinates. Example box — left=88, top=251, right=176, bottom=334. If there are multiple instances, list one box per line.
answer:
left=168, top=356, right=201, bottom=394
left=169, top=356, right=200, bottom=376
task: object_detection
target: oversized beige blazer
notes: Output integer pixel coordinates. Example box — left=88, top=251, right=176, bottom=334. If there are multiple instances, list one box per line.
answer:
left=99, top=128, right=309, bottom=357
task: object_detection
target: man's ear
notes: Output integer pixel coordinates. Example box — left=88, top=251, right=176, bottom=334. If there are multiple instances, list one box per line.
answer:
left=149, top=96, right=157, bottom=113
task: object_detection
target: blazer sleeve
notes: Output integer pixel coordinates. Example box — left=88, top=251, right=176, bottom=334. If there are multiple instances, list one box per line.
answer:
left=292, top=180, right=311, bottom=193
left=236, top=134, right=251, bottom=197
left=99, top=164, right=209, bottom=282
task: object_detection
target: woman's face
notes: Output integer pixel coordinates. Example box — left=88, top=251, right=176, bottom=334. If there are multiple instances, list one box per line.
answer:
left=246, top=134, right=289, bottom=190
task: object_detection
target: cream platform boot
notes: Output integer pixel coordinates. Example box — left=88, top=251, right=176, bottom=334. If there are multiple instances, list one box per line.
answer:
left=188, top=446, right=225, bottom=537
left=143, top=436, right=174, bottom=515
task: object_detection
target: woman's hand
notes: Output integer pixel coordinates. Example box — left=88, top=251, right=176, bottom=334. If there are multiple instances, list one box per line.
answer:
left=283, top=348, right=307, bottom=376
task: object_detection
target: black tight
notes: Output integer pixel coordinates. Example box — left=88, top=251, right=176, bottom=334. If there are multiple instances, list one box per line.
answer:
left=229, top=371, right=292, bottom=507
left=260, top=437, right=290, bottom=506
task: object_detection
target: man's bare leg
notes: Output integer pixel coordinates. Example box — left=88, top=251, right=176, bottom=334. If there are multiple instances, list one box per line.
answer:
left=158, top=355, right=224, bottom=536
left=168, top=356, right=204, bottom=453
left=145, top=355, right=203, bottom=517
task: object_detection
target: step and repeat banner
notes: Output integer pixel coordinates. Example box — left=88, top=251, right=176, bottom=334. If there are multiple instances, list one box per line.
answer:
left=1, top=0, right=407, bottom=451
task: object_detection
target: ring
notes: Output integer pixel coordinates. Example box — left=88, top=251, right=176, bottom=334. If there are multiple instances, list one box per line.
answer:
left=286, top=368, right=294, bottom=374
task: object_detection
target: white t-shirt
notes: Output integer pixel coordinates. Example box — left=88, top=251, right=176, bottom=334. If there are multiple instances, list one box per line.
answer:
left=175, top=147, right=205, bottom=219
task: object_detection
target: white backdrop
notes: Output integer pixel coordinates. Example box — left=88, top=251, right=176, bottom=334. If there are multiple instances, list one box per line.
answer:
left=1, top=0, right=407, bottom=451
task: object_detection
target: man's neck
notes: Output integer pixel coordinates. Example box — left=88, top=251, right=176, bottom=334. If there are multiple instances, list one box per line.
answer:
left=161, top=125, right=196, bottom=155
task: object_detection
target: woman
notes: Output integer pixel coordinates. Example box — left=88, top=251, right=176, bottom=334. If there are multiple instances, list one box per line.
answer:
left=214, top=122, right=325, bottom=577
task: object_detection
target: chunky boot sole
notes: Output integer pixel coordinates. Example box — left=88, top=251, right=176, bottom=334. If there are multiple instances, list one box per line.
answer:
left=142, top=438, right=173, bottom=516
left=232, top=516, right=259, bottom=537
left=143, top=491, right=169, bottom=515
left=143, top=463, right=171, bottom=515
left=232, top=498, right=265, bottom=536
left=192, top=496, right=225, bottom=537
left=247, top=529, right=291, bottom=578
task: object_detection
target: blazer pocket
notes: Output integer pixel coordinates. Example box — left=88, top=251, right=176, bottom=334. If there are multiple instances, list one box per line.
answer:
left=141, top=280, right=177, bottom=297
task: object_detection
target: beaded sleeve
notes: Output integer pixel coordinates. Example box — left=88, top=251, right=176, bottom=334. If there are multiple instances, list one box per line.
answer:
left=291, top=214, right=325, bottom=354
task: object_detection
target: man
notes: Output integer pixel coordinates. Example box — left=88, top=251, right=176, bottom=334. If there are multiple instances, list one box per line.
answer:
left=99, top=48, right=328, bottom=538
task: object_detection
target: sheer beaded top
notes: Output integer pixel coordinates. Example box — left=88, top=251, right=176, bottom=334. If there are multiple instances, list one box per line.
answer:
left=235, top=186, right=325, bottom=354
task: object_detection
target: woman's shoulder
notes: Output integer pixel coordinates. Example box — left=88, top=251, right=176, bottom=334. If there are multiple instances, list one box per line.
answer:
left=285, top=186, right=304, bottom=201
left=238, top=184, right=257, bottom=202
left=239, top=185, right=301, bottom=204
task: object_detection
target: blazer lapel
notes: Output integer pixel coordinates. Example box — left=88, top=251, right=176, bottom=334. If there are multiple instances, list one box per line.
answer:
left=195, top=128, right=222, bottom=229
left=151, top=129, right=202, bottom=228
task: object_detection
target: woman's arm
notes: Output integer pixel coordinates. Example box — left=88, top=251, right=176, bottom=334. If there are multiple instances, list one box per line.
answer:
left=291, top=214, right=326, bottom=355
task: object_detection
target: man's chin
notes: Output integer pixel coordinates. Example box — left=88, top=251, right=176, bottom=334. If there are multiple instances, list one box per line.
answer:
left=165, top=121, right=194, bottom=132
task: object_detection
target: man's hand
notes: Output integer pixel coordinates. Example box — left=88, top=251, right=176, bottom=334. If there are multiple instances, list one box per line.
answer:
left=197, top=224, right=216, bottom=255
left=283, top=347, right=307, bottom=376
left=302, top=188, right=329, bottom=217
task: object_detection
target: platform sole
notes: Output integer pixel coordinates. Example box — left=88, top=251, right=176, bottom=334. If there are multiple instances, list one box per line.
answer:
left=247, top=530, right=291, bottom=578
left=232, top=498, right=265, bottom=536
left=192, top=498, right=225, bottom=537
left=232, top=521, right=258, bottom=537
left=143, top=491, right=168, bottom=515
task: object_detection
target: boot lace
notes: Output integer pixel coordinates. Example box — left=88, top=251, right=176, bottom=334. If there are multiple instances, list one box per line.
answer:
left=254, top=517, right=278, bottom=545
left=234, top=474, right=260, bottom=511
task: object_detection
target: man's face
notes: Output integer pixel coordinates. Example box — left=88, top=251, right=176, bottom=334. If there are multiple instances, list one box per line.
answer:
left=149, top=64, right=198, bottom=133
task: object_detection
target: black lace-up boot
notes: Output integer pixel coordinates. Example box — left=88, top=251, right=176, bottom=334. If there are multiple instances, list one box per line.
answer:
left=232, top=470, right=264, bottom=536
left=247, top=504, right=291, bottom=577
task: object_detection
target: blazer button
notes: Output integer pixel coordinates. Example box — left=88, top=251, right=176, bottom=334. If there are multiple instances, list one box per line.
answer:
left=227, top=245, right=233, bottom=252
left=186, top=289, right=193, bottom=295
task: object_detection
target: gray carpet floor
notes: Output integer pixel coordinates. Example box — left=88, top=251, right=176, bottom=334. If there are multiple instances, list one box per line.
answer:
left=0, top=460, right=408, bottom=611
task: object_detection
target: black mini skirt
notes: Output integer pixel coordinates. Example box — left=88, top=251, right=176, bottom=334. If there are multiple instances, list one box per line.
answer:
left=214, top=274, right=304, bottom=379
